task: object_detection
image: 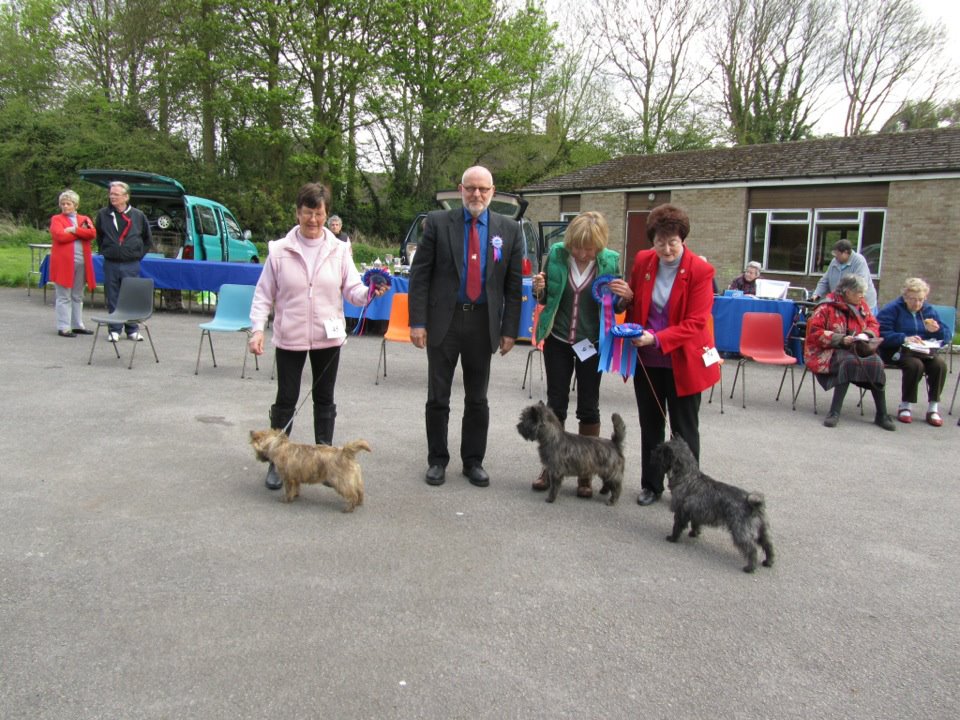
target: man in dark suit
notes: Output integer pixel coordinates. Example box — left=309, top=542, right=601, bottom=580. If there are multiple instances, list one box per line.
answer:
left=408, top=166, right=523, bottom=487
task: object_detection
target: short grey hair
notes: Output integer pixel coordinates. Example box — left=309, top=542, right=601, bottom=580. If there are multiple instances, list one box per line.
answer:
left=836, top=273, right=867, bottom=295
left=901, top=277, right=930, bottom=296
left=58, top=189, right=80, bottom=206
left=745, top=261, right=762, bottom=272
left=108, top=181, right=130, bottom=195
left=328, top=215, right=342, bottom=225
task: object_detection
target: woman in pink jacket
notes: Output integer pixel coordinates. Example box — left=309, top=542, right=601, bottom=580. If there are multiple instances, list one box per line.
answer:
left=248, top=183, right=387, bottom=490
left=49, top=190, right=97, bottom=337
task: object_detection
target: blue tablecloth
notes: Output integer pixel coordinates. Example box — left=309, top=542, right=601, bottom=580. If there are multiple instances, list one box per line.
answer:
left=711, top=296, right=798, bottom=356
left=346, top=277, right=537, bottom=341
left=40, top=254, right=263, bottom=292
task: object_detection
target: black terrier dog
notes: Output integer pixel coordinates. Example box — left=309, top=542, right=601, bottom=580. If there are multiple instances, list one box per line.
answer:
left=652, top=436, right=774, bottom=573
left=516, top=402, right=625, bottom=505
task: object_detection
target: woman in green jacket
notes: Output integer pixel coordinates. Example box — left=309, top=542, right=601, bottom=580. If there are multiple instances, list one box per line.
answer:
left=530, top=211, right=633, bottom=497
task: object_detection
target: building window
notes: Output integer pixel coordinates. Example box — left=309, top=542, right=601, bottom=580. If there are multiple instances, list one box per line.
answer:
left=559, top=212, right=579, bottom=221
left=747, top=208, right=885, bottom=277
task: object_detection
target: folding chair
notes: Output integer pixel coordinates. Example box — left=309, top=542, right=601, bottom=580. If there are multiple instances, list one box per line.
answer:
left=521, top=305, right=545, bottom=399
left=87, top=277, right=159, bottom=369
left=375, top=293, right=410, bottom=385
left=706, top=315, right=725, bottom=413
left=194, top=284, right=259, bottom=378
left=729, top=312, right=797, bottom=409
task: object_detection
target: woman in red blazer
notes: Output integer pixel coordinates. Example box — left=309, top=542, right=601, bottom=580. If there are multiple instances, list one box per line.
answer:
left=626, top=204, right=720, bottom=506
left=49, top=190, right=97, bottom=337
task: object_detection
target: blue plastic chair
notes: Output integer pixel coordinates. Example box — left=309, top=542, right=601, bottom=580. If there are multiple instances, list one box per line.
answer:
left=194, top=284, right=259, bottom=377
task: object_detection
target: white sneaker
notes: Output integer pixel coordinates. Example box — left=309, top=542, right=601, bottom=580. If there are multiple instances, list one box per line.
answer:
left=128, top=332, right=144, bottom=342
left=108, top=332, right=120, bottom=343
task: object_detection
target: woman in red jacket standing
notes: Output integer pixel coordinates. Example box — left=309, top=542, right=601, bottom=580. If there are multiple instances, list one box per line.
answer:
left=49, top=190, right=97, bottom=337
left=626, top=204, right=721, bottom=506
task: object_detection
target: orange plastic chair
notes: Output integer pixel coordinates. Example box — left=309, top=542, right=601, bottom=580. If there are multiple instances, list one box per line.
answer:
left=729, top=312, right=797, bottom=409
left=375, top=293, right=410, bottom=385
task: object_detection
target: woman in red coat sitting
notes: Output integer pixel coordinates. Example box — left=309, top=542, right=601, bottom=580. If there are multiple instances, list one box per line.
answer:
left=626, top=204, right=721, bottom=507
left=49, top=190, right=97, bottom=337
left=804, top=273, right=895, bottom=430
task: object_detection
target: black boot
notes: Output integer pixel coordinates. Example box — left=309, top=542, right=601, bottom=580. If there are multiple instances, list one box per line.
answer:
left=870, top=386, right=896, bottom=431
left=265, top=404, right=295, bottom=489
left=824, top=383, right=848, bottom=428
left=314, top=403, right=337, bottom=446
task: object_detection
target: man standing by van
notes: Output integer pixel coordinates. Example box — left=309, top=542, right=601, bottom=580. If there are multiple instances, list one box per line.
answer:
left=95, top=181, right=153, bottom=342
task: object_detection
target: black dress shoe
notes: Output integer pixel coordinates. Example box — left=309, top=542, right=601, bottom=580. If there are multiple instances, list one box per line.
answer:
left=636, top=488, right=661, bottom=506
left=462, top=465, right=490, bottom=487
left=425, top=465, right=446, bottom=486
left=71, top=328, right=94, bottom=335
left=264, top=462, right=282, bottom=490
left=57, top=330, right=76, bottom=338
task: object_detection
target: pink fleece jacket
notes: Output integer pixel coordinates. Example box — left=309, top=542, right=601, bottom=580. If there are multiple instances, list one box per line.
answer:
left=250, top=226, right=370, bottom=350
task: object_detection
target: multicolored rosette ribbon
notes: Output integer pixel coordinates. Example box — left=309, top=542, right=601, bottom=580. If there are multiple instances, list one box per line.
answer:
left=592, top=274, right=620, bottom=373
left=601, top=322, right=643, bottom=380
left=353, top=267, right=392, bottom=336
left=491, top=235, right=503, bottom=263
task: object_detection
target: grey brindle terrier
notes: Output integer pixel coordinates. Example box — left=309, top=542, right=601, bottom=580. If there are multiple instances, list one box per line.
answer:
left=516, top=402, right=625, bottom=505
left=653, top=436, right=775, bottom=573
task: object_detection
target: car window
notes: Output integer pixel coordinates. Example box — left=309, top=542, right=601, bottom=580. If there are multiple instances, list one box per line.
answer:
left=195, top=205, right=218, bottom=236
left=223, top=212, right=243, bottom=240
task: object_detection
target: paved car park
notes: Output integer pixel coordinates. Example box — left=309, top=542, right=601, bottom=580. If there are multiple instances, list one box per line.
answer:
left=1, top=287, right=958, bottom=719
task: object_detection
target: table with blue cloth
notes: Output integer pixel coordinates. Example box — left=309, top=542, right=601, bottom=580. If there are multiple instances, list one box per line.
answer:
left=40, top=254, right=264, bottom=292
left=711, top=295, right=801, bottom=360
left=345, top=277, right=537, bottom=342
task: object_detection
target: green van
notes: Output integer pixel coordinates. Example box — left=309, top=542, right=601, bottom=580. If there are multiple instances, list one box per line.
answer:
left=79, top=169, right=259, bottom=263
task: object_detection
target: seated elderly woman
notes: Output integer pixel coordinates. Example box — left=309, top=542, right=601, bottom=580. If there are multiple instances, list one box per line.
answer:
left=804, top=273, right=895, bottom=430
left=728, top=261, right=761, bottom=295
left=877, top=278, right=951, bottom=427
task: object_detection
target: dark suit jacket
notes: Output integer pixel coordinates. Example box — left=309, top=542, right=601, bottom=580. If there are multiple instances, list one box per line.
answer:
left=408, top=207, right=523, bottom=351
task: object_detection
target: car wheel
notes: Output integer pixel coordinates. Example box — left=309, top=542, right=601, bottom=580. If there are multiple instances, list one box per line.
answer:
left=157, top=214, right=173, bottom=230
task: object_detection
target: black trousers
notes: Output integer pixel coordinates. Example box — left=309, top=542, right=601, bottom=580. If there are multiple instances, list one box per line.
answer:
left=542, top=334, right=602, bottom=426
left=425, top=305, right=492, bottom=468
left=274, top=346, right=340, bottom=415
left=632, top=364, right=701, bottom=495
left=894, top=353, right=947, bottom=403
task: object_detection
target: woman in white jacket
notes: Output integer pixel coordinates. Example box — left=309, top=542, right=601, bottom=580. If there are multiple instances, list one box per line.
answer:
left=249, top=183, right=386, bottom=490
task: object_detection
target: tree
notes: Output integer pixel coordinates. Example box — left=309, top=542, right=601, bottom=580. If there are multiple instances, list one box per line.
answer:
left=0, top=0, right=64, bottom=108
left=840, top=0, right=952, bottom=136
left=880, top=98, right=960, bottom=133
left=588, top=0, right=714, bottom=153
left=712, top=0, right=836, bottom=145
left=370, top=0, right=554, bottom=205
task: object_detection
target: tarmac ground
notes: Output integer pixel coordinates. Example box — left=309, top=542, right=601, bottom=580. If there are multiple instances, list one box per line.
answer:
left=1, top=287, right=958, bottom=719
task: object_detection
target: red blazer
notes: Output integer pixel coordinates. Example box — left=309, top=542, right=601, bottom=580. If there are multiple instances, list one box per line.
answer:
left=626, top=247, right=720, bottom=397
left=49, top=213, right=97, bottom=290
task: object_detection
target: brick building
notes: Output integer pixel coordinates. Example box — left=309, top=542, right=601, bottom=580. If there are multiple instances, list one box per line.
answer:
left=518, top=128, right=960, bottom=307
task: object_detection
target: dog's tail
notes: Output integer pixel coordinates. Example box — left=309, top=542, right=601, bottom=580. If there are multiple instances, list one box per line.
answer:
left=610, top=413, right=627, bottom=454
left=341, top=439, right=372, bottom=459
left=747, top=492, right=765, bottom=510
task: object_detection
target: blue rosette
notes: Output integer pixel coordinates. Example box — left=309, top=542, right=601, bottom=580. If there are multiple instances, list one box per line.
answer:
left=591, top=274, right=619, bottom=303
left=362, top=266, right=392, bottom=289
left=611, top=322, right=644, bottom=338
